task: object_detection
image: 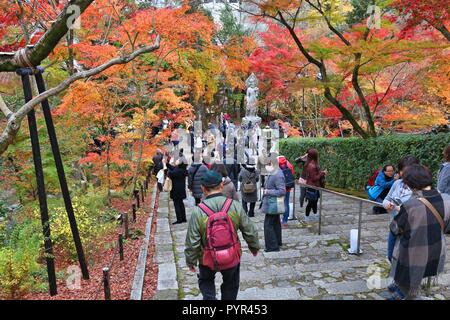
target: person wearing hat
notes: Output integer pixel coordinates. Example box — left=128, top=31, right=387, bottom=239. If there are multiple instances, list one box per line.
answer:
left=238, top=162, right=260, bottom=217
left=185, top=170, right=261, bottom=300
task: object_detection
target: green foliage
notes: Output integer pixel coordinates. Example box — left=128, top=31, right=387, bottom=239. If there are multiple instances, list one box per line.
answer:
left=33, top=194, right=116, bottom=259
left=0, top=199, right=6, bottom=219
left=215, top=4, right=248, bottom=45
left=346, top=0, right=393, bottom=26
left=280, top=133, right=450, bottom=191
left=0, top=219, right=44, bottom=299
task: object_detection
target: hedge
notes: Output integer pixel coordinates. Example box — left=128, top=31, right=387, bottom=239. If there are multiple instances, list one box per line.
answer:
left=279, top=133, right=450, bottom=191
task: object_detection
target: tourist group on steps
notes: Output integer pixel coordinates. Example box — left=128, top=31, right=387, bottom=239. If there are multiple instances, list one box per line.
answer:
left=151, top=123, right=450, bottom=301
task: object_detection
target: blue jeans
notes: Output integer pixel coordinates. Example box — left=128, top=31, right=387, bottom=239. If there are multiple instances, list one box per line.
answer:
left=387, top=231, right=396, bottom=262
left=282, top=191, right=290, bottom=224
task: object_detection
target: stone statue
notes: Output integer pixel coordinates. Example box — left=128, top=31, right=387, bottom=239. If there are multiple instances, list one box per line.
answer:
left=246, top=73, right=259, bottom=117
left=242, top=73, right=261, bottom=127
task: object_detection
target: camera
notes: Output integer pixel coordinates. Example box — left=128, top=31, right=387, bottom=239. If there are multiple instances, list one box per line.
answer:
left=295, top=154, right=307, bottom=164
left=392, top=197, right=402, bottom=206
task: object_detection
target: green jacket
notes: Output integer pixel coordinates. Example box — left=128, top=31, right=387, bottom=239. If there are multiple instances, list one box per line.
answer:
left=185, top=193, right=261, bottom=267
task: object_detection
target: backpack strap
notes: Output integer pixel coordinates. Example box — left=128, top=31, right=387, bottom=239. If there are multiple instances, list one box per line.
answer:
left=418, top=197, right=445, bottom=233
left=221, top=198, right=233, bottom=213
left=198, top=202, right=215, bottom=217
left=199, top=198, right=233, bottom=216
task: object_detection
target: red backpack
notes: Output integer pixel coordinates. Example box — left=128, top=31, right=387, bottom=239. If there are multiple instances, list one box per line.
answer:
left=367, top=168, right=381, bottom=187
left=198, top=198, right=241, bottom=271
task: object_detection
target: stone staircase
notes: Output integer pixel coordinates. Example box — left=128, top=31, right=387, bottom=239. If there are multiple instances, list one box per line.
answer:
left=154, top=186, right=450, bottom=300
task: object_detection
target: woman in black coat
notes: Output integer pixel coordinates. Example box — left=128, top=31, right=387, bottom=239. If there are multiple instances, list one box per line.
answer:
left=167, top=159, right=188, bottom=224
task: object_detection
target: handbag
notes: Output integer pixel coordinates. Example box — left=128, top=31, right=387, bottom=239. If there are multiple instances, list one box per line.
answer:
left=163, top=177, right=172, bottom=192
left=266, top=195, right=285, bottom=215
left=306, top=188, right=319, bottom=201
left=242, top=172, right=257, bottom=194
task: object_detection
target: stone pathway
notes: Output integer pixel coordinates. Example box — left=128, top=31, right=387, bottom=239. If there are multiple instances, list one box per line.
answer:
left=153, top=186, right=450, bottom=300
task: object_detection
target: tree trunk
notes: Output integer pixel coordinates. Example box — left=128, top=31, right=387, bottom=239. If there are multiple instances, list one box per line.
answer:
left=67, top=29, right=75, bottom=75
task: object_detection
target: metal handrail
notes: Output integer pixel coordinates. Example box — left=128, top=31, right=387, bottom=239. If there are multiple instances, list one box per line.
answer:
left=295, top=182, right=386, bottom=256
left=298, top=183, right=385, bottom=206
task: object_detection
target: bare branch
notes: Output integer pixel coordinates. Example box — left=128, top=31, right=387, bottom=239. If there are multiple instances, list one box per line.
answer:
left=0, top=35, right=161, bottom=155
left=0, top=94, right=12, bottom=119
left=373, top=62, right=408, bottom=115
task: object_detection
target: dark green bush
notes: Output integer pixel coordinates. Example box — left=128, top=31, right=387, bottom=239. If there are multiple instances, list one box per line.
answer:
left=279, top=133, right=450, bottom=191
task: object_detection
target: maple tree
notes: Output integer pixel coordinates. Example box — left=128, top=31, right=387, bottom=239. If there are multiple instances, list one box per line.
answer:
left=243, top=0, right=448, bottom=137
left=392, top=0, right=450, bottom=42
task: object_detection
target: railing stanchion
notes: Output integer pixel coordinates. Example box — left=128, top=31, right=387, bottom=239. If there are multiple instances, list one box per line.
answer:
left=103, top=267, right=111, bottom=300
left=318, top=189, right=323, bottom=235
left=118, top=233, right=124, bottom=261
left=124, top=212, right=129, bottom=239
left=357, top=200, right=363, bottom=255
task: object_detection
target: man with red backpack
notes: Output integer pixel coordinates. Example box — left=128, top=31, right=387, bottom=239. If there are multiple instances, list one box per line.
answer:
left=185, top=170, right=260, bottom=300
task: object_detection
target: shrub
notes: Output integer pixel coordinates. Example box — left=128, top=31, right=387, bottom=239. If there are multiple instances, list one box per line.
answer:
left=0, top=220, right=43, bottom=299
left=279, top=133, right=450, bottom=191
left=34, top=197, right=115, bottom=259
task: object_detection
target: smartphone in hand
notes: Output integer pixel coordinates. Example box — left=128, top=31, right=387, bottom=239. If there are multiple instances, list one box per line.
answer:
left=392, top=197, right=402, bottom=206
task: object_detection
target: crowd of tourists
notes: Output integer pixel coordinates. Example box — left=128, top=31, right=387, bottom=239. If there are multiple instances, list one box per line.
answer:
left=151, top=126, right=450, bottom=301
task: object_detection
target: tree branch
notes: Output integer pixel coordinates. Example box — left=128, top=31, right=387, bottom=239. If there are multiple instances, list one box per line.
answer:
left=425, top=18, right=450, bottom=42
left=0, top=35, right=161, bottom=155
left=305, top=0, right=351, bottom=46
left=0, top=0, right=94, bottom=72
left=277, top=11, right=323, bottom=68
left=0, top=94, right=12, bottom=119
left=373, top=62, right=408, bottom=115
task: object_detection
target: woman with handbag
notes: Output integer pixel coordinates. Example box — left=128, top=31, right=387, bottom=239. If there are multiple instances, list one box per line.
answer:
left=388, top=164, right=450, bottom=300
left=260, top=163, right=286, bottom=252
left=303, top=149, right=326, bottom=218
left=238, top=164, right=259, bottom=217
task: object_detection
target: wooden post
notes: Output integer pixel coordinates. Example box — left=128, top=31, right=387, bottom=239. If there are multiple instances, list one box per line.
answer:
left=35, top=70, right=89, bottom=280
left=124, top=212, right=129, bottom=239
left=19, top=69, right=57, bottom=296
left=103, top=267, right=111, bottom=300
left=118, top=233, right=124, bottom=261
left=132, top=204, right=136, bottom=223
